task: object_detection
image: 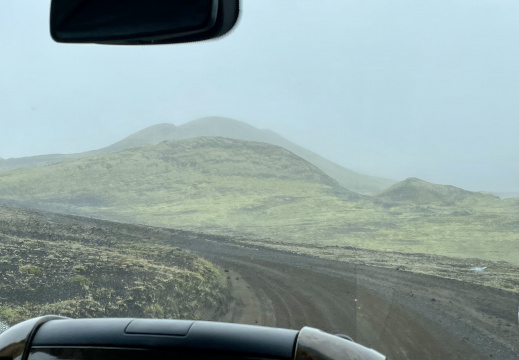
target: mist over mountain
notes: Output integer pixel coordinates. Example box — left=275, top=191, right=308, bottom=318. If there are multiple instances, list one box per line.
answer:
left=0, top=117, right=395, bottom=194
left=492, top=192, right=519, bottom=199
left=100, top=117, right=396, bottom=194
left=101, top=117, right=275, bottom=152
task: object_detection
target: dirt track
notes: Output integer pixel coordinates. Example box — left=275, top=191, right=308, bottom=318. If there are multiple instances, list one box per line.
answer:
left=172, top=234, right=518, bottom=360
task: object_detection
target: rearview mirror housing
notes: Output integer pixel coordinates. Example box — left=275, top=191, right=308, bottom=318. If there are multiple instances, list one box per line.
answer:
left=50, top=0, right=239, bottom=45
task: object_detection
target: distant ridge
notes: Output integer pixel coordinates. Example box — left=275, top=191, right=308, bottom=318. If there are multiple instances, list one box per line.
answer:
left=375, top=177, right=498, bottom=205
left=100, top=117, right=396, bottom=194
left=0, top=117, right=396, bottom=194
left=101, top=117, right=276, bottom=153
left=491, top=191, right=519, bottom=199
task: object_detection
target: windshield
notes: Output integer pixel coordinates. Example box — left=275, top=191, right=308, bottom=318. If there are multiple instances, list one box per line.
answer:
left=1, top=1, right=518, bottom=359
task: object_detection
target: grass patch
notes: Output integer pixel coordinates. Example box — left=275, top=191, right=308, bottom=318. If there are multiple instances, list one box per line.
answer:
left=19, top=265, right=42, bottom=276
left=0, top=206, right=231, bottom=326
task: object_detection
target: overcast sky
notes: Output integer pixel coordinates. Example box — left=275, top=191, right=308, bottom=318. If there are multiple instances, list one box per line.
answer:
left=1, top=0, right=518, bottom=193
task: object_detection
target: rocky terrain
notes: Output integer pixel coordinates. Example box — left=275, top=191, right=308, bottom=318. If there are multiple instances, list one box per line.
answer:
left=0, top=205, right=230, bottom=325
left=1, top=205, right=518, bottom=359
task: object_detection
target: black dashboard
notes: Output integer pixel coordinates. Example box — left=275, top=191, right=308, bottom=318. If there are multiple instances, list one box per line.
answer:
left=0, top=317, right=385, bottom=360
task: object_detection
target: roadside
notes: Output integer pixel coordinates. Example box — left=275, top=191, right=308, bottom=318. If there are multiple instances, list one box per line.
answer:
left=232, top=237, right=519, bottom=294
left=178, top=235, right=519, bottom=360
left=2, top=205, right=516, bottom=359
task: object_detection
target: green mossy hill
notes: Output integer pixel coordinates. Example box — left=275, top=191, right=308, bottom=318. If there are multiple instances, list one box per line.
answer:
left=0, top=206, right=230, bottom=326
left=0, top=138, right=517, bottom=266
left=0, top=136, right=347, bottom=197
left=0, top=117, right=395, bottom=194
left=102, top=117, right=396, bottom=194
left=0, top=136, right=360, bottom=227
left=375, top=177, right=500, bottom=206
left=0, top=136, right=365, bottom=246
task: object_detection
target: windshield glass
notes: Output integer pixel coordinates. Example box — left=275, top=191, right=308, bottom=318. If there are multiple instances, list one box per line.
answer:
left=1, top=1, right=518, bottom=359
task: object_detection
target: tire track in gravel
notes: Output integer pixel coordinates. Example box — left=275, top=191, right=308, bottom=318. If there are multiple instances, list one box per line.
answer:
left=172, top=235, right=518, bottom=360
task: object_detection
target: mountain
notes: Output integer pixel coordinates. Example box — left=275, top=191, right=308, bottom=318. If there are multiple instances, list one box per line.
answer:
left=100, top=117, right=270, bottom=152
left=0, top=136, right=359, bottom=226
left=100, top=117, right=396, bottom=194
left=374, top=177, right=499, bottom=206
left=0, top=117, right=395, bottom=194
left=0, top=137, right=517, bottom=265
left=0, top=137, right=377, bottom=252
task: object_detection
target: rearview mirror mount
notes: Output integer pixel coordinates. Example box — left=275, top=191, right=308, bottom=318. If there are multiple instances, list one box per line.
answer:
left=50, top=0, right=239, bottom=45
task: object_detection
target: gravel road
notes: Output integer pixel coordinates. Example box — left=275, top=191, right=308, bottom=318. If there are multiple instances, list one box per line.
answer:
left=171, top=233, right=518, bottom=360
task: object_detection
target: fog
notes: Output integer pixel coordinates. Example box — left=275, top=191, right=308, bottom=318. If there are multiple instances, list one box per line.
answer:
left=1, top=0, right=518, bottom=193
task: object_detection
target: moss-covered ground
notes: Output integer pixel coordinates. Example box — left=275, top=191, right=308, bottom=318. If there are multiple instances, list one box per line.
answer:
left=0, top=206, right=230, bottom=326
left=0, top=138, right=517, bottom=280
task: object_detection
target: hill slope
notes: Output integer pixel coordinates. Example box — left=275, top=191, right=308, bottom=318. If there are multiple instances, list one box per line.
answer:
left=102, top=117, right=396, bottom=194
left=0, top=205, right=230, bottom=326
left=0, top=117, right=395, bottom=194
left=0, top=137, right=517, bottom=265
left=0, top=136, right=350, bottom=199
left=0, top=137, right=362, bottom=236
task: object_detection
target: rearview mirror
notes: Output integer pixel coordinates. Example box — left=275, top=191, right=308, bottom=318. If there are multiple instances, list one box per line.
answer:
left=50, top=0, right=239, bottom=45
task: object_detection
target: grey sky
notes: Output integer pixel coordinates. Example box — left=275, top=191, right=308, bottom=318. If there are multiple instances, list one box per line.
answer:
left=1, top=0, right=518, bottom=193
